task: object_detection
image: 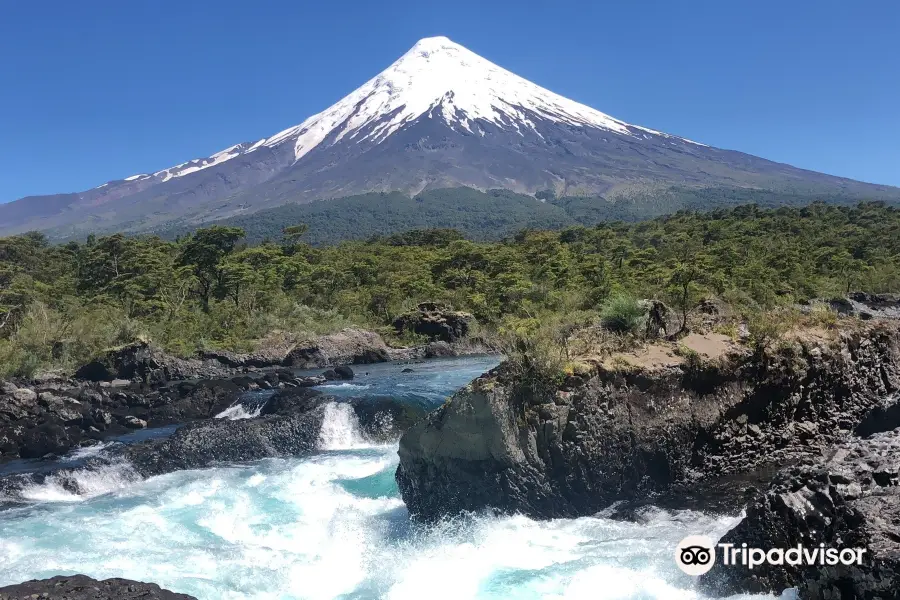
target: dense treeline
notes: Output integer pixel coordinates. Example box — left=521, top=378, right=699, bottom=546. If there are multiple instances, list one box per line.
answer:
left=1, top=201, right=899, bottom=378
left=157, top=186, right=880, bottom=246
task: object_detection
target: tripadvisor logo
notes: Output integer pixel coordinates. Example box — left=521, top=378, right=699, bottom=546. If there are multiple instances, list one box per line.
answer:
left=675, top=535, right=717, bottom=576
left=674, top=536, right=868, bottom=576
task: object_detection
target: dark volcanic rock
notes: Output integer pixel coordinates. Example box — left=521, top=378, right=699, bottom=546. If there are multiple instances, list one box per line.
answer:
left=263, top=387, right=426, bottom=441
left=0, top=575, right=196, bottom=600
left=0, top=377, right=242, bottom=463
left=393, top=302, right=473, bottom=343
left=700, top=429, right=900, bottom=599
left=396, top=322, right=900, bottom=520
left=824, top=293, right=900, bottom=321
left=199, top=349, right=282, bottom=368
left=261, top=387, right=325, bottom=416
left=322, top=367, right=354, bottom=381
left=424, top=341, right=456, bottom=358
left=18, top=423, right=73, bottom=459
left=334, top=365, right=355, bottom=380
left=125, top=392, right=330, bottom=477
left=74, top=341, right=171, bottom=383
left=347, top=396, right=429, bottom=441
left=73, top=341, right=232, bottom=384
left=282, top=329, right=390, bottom=368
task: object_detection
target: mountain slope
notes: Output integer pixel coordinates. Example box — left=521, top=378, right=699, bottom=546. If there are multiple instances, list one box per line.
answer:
left=2, top=36, right=898, bottom=238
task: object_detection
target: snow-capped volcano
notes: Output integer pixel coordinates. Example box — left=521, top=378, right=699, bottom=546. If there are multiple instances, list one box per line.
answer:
left=262, top=36, right=699, bottom=160
left=135, top=35, right=698, bottom=184
left=2, top=36, right=897, bottom=238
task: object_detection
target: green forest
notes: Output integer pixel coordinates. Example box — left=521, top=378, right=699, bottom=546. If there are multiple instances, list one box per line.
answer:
left=157, top=186, right=878, bottom=246
left=2, top=201, right=899, bottom=378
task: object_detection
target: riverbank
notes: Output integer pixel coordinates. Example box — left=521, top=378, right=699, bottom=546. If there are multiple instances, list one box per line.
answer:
left=1, top=324, right=494, bottom=465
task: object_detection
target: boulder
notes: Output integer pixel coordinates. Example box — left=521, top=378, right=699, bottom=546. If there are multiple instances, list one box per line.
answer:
left=123, top=416, right=148, bottom=429
left=153, top=379, right=241, bottom=422
left=74, top=341, right=166, bottom=383
left=231, top=375, right=257, bottom=390
left=18, top=423, right=73, bottom=458
left=262, top=387, right=325, bottom=416
left=90, top=408, right=113, bottom=427
left=0, top=575, right=197, bottom=600
left=349, top=396, right=429, bottom=441
left=393, top=302, right=473, bottom=343
left=74, top=340, right=235, bottom=385
left=11, top=387, right=36, bottom=403
left=334, top=365, right=355, bottom=380
left=424, top=341, right=456, bottom=358
left=282, top=329, right=391, bottom=368
left=125, top=396, right=331, bottom=477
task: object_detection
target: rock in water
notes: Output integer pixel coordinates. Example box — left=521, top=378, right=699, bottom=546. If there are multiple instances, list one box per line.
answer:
left=424, top=341, right=456, bottom=358
left=700, top=428, right=900, bottom=598
left=0, top=575, right=197, bottom=600
left=123, top=415, right=148, bottom=429
left=334, top=365, right=355, bottom=380
left=282, top=329, right=390, bottom=368
left=125, top=391, right=330, bottom=477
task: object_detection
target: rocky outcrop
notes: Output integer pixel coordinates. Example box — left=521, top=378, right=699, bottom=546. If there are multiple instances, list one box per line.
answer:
left=393, top=302, right=473, bottom=343
left=823, top=292, right=900, bottom=321
left=0, top=378, right=241, bottom=461
left=396, top=322, right=900, bottom=520
left=424, top=341, right=456, bottom=358
left=73, top=341, right=234, bottom=384
left=124, top=389, right=331, bottom=477
left=0, top=575, right=196, bottom=600
left=700, top=428, right=900, bottom=599
left=282, top=328, right=390, bottom=368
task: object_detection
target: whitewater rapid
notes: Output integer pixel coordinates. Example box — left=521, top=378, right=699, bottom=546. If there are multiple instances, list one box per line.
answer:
left=0, top=358, right=790, bottom=599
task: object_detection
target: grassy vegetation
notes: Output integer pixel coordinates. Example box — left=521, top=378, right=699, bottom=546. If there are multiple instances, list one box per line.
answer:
left=2, top=201, right=899, bottom=379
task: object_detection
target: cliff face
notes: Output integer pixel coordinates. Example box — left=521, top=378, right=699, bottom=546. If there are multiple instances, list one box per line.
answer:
left=396, top=323, right=900, bottom=521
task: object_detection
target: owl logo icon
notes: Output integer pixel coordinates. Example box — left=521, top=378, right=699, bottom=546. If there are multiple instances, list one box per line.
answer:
left=675, top=535, right=716, bottom=576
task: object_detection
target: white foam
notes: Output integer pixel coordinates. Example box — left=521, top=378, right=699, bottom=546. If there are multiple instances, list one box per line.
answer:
left=0, top=444, right=784, bottom=599
left=18, top=462, right=141, bottom=503
left=61, top=442, right=113, bottom=462
left=215, top=403, right=262, bottom=420
left=317, top=402, right=371, bottom=450
left=318, top=383, right=371, bottom=390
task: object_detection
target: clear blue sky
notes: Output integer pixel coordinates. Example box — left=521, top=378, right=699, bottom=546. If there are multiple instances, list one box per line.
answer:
left=1, top=0, right=898, bottom=203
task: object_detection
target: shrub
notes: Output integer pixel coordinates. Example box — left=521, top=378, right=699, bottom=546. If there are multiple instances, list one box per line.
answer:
left=499, top=316, right=566, bottom=384
left=600, top=294, right=646, bottom=334
left=806, top=303, right=839, bottom=329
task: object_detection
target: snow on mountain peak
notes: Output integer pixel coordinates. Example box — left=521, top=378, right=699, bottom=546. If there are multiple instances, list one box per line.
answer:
left=262, top=36, right=695, bottom=162
left=106, top=36, right=700, bottom=190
